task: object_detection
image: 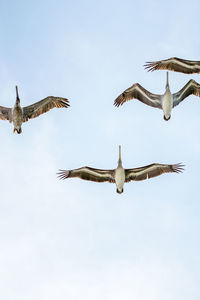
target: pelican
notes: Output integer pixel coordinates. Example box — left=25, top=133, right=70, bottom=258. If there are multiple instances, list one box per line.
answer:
left=0, top=86, right=70, bottom=133
left=57, top=145, right=184, bottom=194
left=144, top=57, right=200, bottom=74
left=114, top=72, right=200, bottom=120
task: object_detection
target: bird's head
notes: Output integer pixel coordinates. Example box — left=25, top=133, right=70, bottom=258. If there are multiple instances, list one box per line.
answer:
left=163, top=114, right=171, bottom=121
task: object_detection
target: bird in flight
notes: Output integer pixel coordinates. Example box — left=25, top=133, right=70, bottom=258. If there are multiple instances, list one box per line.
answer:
left=0, top=86, right=70, bottom=133
left=114, top=72, right=200, bottom=120
left=144, top=57, right=200, bottom=74
left=57, top=145, right=184, bottom=194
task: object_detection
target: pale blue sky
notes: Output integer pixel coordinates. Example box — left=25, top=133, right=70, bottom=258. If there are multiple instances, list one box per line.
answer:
left=0, top=0, right=200, bottom=299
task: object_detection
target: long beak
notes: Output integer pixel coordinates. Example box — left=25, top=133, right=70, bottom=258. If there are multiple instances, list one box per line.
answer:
left=16, top=85, right=19, bottom=100
left=118, top=145, right=122, bottom=162
left=166, top=72, right=169, bottom=88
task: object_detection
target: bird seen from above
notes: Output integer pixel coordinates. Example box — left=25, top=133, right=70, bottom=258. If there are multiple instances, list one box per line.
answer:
left=114, top=72, right=200, bottom=121
left=57, top=145, right=184, bottom=194
left=0, top=86, right=70, bottom=134
left=144, top=57, right=200, bottom=74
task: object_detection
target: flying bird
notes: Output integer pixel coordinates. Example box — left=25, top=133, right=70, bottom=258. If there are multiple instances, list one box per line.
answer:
left=57, top=145, right=184, bottom=194
left=0, top=86, right=70, bottom=133
left=144, top=57, right=200, bottom=74
left=114, top=72, right=200, bottom=120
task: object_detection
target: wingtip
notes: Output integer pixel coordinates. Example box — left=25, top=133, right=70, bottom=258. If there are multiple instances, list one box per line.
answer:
left=114, top=99, right=119, bottom=107
left=61, top=98, right=70, bottom=108
left=173, top=163, right=185, bottom=173
left=114, top=95, right=125, bottom=107
left=143, top=61, right=155, bottom=72
left=114, top=100, right=120, bottom=107
left=57, top=169, right=69, bottom=180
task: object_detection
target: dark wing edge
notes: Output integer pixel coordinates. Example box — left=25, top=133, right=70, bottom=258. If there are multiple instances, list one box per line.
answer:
left=0, top=106, right=12, bottom=121
left=125, top=163, right=184, bottom=182
left=23, top=96, right=70, bottom=122
left=114, top=83, right=161, bottom=108
left=57, top=166, right=115, bottom=183
left=144, top=57, right=200, bottom=74
left=173, top=80, right=200, bottom=107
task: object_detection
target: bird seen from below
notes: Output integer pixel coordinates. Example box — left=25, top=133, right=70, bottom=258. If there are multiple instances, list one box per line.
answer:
left=57, top=145, right=184, bottom=194
left=144, top=57, right=200, bottom=74
left=114, top=72, right=200, bottom=121
left=0, top=86, right=70, bottom=134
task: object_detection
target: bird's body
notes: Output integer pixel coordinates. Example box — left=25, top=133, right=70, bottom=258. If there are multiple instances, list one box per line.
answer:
left=0, top=86, right=70, bottom=133
left=161, top=90, right=173, bottom=120
left=114, top=72, right=200, bottom=120
left=114, top=146, right=125, bottom=193
left=161, top=80, right=173, bottom=121
left=144, top=57, right=200, bottom=74
left=57, top=145, right=184, bottom=194
left=114, top=166, right=125, bottom=193
left=12, top=101, right=23, bottom=133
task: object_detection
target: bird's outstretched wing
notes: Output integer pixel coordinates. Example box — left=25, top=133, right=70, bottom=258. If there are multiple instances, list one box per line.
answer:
left=23, top=96, right=70, bottom=122
left=125, top=163, right=184, bottom=182
left=144, top=57, right=200, bottom=74
left=57, top=167, right=115, bottom=183
left=114, top=83, right=162, bottom=108
left=0, top=106, right=12, bottom=121
left=173, top=80, right=200, bottom=107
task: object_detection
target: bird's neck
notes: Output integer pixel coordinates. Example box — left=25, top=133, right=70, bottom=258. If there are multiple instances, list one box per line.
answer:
left=118, top=160, right=123, bottom=168
left=15, top=99, right=21, bottom=107
left=164, top=86, right=171, bottom=95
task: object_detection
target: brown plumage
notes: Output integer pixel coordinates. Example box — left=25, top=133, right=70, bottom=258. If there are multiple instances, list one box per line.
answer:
left=144, top=57, right=200, bottom=74
left=57, top=167, right=115, bottom=183
left=57, top=146, right=184, bottom=194
left=114, top=73, right=200, bottom=121
left=22, top=96, right=70, bottom=122
left=58, top=164, right=184, bottom=182
left=114, top=83, right=161, bottom=108
left=173, top=80, right=200, bottom=107
left=0, top=106, right=11, bottom=121
left=125, top=163, right=184, bottom=182
left=0, top=86, right=70, bottom=133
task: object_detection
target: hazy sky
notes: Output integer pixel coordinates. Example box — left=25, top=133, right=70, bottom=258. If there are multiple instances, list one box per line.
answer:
left=0, top=0, right=200, bottom=299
